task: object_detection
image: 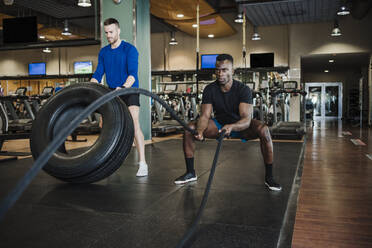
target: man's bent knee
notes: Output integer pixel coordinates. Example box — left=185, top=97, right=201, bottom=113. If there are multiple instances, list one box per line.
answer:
left=185, top=121, right=197, bottom=134
left=259, top=125, right=271, bottom=142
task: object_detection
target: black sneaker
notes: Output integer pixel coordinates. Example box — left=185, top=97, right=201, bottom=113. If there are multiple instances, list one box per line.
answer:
left=265, top=178, right=282, bottom=191
left=174, top=172, right=197, bottom=185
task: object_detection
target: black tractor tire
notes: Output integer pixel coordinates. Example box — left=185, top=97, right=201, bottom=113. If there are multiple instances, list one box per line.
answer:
left=30, top=83, right=134, bottom=183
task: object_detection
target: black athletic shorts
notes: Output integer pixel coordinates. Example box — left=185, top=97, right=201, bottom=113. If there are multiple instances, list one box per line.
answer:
left=109, top=88, right=140, bottom=107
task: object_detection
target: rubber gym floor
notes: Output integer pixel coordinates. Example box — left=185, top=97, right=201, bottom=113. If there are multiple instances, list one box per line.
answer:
left=0, top=138, right=304, bottom=248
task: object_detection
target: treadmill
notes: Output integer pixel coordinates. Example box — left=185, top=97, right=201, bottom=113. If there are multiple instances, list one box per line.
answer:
left=269, top=81, right=307, bottom=140
left=152, top=84, right=184, bottom=136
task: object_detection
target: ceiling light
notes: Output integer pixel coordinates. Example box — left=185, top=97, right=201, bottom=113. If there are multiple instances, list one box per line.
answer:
left=169, top=32, right=178, bottom=45
left=176, top=14, right=184, bottom=18
left=234, top=13, right=244, bottom=23
left=43, top=47, right=51, bottom=53
left=78, top=0, right=91, bottom=7
left=208, top=34, right=214, bottom=38
left=324, top=70, right=329, bottom=73
left=61, top=20, right=72, bottom=36
left=62, top=29, right=72, bottom=36
left=337, top=5, right=350, bottom=16
left=252, top=26, right=261, bottom=40
left=3, top=0, right=14, bottom=5
left=329, top=59, right=334, bottom=63
left=331, top=28, right=341, bottom=36
left=39, top=35, right=45, bottom=39
left=252, top=33, right=261, bottom=40
left=331, top=19, right=341, bottom=36
left=192, top=24, right=198, bottom=28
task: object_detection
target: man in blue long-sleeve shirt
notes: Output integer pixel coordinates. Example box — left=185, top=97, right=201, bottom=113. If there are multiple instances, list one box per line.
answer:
left=91, top=18, right=148, bottom=177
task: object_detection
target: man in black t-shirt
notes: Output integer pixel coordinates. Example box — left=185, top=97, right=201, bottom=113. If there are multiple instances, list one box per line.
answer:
left=174, top=54, right=281, bottom=191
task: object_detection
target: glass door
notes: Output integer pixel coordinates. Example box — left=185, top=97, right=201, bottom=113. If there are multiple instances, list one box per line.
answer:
left=305, top=82, right=342, bottom=120
left=308, top=86, right=322, bottom=117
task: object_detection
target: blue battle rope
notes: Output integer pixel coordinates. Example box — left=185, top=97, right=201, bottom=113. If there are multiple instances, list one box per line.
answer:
left=0, top=87, right=226, bottom=248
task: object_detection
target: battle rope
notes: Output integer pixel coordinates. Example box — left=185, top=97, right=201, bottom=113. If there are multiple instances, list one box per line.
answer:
left=176, top=129, right=225, bottom=248
left=0, top=87, right=225, bottom=248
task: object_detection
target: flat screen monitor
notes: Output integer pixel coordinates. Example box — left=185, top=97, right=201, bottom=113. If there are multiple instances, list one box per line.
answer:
left=283, top=81, right=298, bottom=90
left=3, top=16, right=38, bottom=44
left=201, top=54, right=218, bottom=69
left=250, top=53, right=274, bottom=68
left=197, top=73, right=213, bottom=81
left=171, top=74, right=184, bottom=81
left=28, top=63, right=46, bottom=76
left=164, top=84, right=177, bottom=92
left=74, top=61, right=93, bottom=74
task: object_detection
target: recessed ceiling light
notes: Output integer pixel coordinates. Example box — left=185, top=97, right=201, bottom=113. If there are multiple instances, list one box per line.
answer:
left=208, top=34, right=214, bottom=38
left=176, top=14, right=184, bottom=18
left=324, top=70, right=329, bottom=73
left=329, top=59, right=334, bottom=63
left=192, top=24, right=198, bottom=28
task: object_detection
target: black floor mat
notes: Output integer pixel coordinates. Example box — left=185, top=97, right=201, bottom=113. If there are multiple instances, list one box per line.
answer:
left=0, top=139, right=304, bottom=248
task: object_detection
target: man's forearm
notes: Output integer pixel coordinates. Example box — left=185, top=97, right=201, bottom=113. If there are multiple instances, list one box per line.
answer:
left=196, top=116, right=209, bottom=133
left=123, top=75, right=135, bottom=88
left=90, top=78, right=99, bottom=83
left=231, top=117, right=251, bottom=131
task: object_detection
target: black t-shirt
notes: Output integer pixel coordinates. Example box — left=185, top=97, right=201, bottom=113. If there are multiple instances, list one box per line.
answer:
left=202, top=80, right=253, bottom=125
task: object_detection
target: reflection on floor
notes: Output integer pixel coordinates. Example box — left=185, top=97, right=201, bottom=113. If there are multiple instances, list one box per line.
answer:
left=292, top=120, right=372, bottom=248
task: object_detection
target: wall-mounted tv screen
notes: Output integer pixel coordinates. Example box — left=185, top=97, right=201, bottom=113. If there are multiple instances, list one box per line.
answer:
left=201, top=54, right=218, bottom=69
left=250, top=53, right=274, bottom=68
left=28, top=63, right=46, bottom=76
left=3, top=16, right=38, bottom=44
left=74, top=61, right=93, bottom=74
left=171, top=74, right=184, bottom=81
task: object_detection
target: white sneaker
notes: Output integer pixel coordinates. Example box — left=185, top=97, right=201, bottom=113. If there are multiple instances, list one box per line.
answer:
left=136, top=161, right=148, bottom=177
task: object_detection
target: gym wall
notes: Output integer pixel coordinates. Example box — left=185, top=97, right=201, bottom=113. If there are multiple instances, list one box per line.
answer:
left=151, top=12, right=372, bottom=74
left=151, top=19, right=289, bottom=71
left=0, top=45, right=100, bottom=76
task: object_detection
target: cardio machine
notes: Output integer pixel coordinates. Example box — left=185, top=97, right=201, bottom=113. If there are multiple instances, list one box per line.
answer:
left=246, top=82, right=268, bottom=122
left=152, top=84, right=184, bottom=136
left=269, top=81, right=307, bottom=140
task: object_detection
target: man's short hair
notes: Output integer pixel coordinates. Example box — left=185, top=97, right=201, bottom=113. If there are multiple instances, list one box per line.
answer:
left=104, top=18, right=120, bottom=28
left=216, top=54, right=233, bottom=66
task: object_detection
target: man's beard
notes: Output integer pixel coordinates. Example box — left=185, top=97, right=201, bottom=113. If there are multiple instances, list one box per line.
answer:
left=109, top=37, right=118, bottom=44
left=217, top=77, right=229, bottom=85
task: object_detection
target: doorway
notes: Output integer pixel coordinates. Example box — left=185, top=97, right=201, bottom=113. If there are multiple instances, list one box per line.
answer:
left=305, top=82, right=343, bottom=120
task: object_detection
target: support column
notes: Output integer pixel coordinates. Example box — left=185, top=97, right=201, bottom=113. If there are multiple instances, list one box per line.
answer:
left=101, top=0, right=151, bottom=140
left=369, top=55, right=372, bottom=126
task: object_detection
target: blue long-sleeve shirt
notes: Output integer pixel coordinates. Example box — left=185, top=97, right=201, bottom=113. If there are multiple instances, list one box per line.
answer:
left=92, top=40, right=139, bottom=88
